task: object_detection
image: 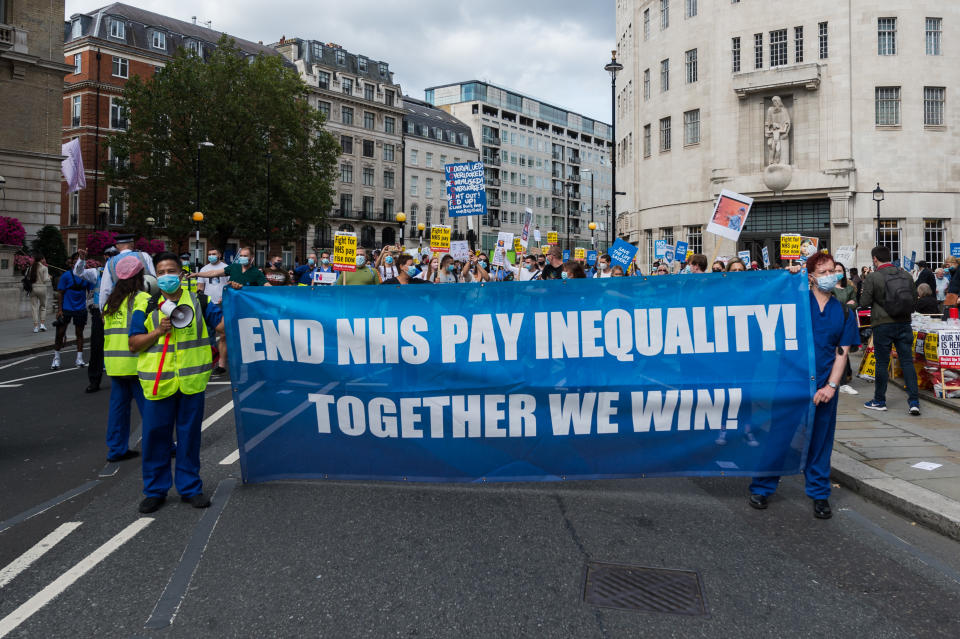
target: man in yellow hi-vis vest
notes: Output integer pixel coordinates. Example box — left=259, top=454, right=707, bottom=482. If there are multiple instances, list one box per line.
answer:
left=129, top=252, right=212, bottom=514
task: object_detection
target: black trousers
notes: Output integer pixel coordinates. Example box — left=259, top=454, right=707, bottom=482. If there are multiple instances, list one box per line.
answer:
left=88, top=305, right=104, bottom=386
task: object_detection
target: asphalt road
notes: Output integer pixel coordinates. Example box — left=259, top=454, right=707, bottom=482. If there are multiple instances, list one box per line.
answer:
left=1, top=351, right=959, bottom=638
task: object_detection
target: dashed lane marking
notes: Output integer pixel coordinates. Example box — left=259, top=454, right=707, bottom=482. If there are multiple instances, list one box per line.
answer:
left=219, top=450, right=239, bottom=465
left=0, top=522, right=83, bottom=589
left=0, top=356, right=37, bottom=372
left=201, top=401, right=234, bottom=432
left=0, top=367, right=82, bottom=386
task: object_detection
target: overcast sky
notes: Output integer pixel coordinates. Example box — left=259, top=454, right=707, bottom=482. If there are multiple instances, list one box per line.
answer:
left=65, top=0, right=616, bottom=122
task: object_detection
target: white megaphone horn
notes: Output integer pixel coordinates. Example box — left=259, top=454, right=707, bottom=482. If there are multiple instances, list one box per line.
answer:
left=160, top=300, right=194, bottom=329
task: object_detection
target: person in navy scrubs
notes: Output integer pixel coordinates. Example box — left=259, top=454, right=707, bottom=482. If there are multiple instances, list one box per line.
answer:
left=749, top=251, right=861, bottom=519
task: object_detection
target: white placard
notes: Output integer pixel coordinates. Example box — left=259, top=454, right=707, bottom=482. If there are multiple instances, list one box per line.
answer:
left=493, top=231, right=514, bottom=267
left=706, top=189, right=754, bottom=242
left=449, top=240, right=470, bottom=262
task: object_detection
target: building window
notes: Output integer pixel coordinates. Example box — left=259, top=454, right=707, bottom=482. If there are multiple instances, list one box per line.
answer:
left=109, top=97, right=127, bottom=129
left=362, top=168, right=375, bottom=186
left=926, top=18, right=942, bottom=56
left=661, top=227, right=674, bottom=246
left=71, top=96, right=82, bottom=127
left=318, top=71, right=330, bottom=90
left=660, top=0, right=669, bottom=30
left=342, top=106, right=353, bottom=125
left=732, top=37, right=741, bottom=72
left=109, top=19, right=125, bottom=40
left=383, top=144, right=395, bottom=162
left=384, top=199, right=395, bottom=217
left=108, top=188, right=126, bottom=225
left=340, top=135, right=353, bottom=154
left=875, top=87, right=901, bottom=126
left=794, top=26, right=804, bottom=63
left=660, top=59, right=669, bottom=92
left=363, top=111, right=375, bottom=130
left=362, top=196, right=374, bottom=217
left=685, top=0, right=696, bottom=18
left=69, top=192, right=79, bottom=226
left=152, top=31, right=166, bottom=50
left=683, top=109, right=700, bottom=145
left=659, top=117, right=671, bottom=152
left=364, top=83, right=374, bottom=101
left=73, top=53, right=81, bottom=74
left=686, top=226, right=702, bottom=255
left=754, top=33, right=763, bottom=69
left=643, top=124, right=652, bottom=157
left=112, top=56, right=128, bottom=78
left=425, top=152, right=433, bottom=168
left=385, top=89, right=395, bottom=106
left=186, top=40, right=202, bottom=56
left=409, top=149, right=418, bottom=165
left=642, top=68, right=650, bottom=99
left=362, top=140, right=375, bottom=158
left=340, top=163, right=353, bottom=183
left=924, top=87, right=945, bottom=126
left=336, top=50, right=346, bottom=65
left=410, top=176, right=418, bottom=196
left=342, top=78, right=353, bottom=95
left=924, top=220, right=945, bottom=264
left=770, top=29, right=788, bottom=67
left=384, top=116, right=395, bottom=134
left=384, top=170, right=395, bottom=189
left=318, top=101, right=330, bottom=120
left=340, top=194, right=352, bottom=215
left=878, top=220, right=901, bottom=261
left=819, top=21, right=829, bottom=59
left=645, top=230, right=654, bottom=271
left=643, top=8, right=650, bottom=40
left=425, top=178, right=434, bottom=198
left=685, top=49, right=698, bottom=83
left=878, top=17, right=897, bottom=56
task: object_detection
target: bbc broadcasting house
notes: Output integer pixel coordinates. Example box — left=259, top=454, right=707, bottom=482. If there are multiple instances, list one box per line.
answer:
left=616, top=0, right=959, bottom=270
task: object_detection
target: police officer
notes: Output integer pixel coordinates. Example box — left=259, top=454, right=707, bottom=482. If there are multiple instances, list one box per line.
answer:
left=129, top=252, right=212, bottom=514
left=73, top=246, right=116, bottom=392
left=101, top=255, right=146, bottom=462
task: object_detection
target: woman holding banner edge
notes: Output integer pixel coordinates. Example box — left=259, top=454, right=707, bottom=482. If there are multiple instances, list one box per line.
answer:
left=748, top=252, right=860, bottom=519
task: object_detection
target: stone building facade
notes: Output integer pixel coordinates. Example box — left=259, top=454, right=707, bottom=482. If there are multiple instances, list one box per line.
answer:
left=617, top=0, right=960, bottom=270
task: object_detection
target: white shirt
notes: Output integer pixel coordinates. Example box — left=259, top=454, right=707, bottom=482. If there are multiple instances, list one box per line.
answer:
left=517, top=264, right=541, bottom=281
left=594, top=269, right=612, bottom=278
left=76, top=249, right=156, bottom=308
left=198, top=261, right=228, bottom=304
left=379, top=265, right=399, bottom=281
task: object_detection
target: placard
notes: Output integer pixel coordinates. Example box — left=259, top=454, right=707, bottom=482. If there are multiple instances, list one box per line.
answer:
left=449, top=240, right=470, bottom=262
left=547, top=231, right=559, bottom=246
left=780, top=234, right=802, bottom=260
left=951, top=243, right=960, bottom=258
left=654, top=239, right=667, bottom=258
left=333, top=231, right=357, bottom=272
left=609, top=238, right=638, bottom=271
left=513, top=238, right=524, bottom=254
left=663, top=245, right=675, bottom=265
left=574, top=247, right=585, bottom=260
left=586, top=250, right=598, bottom=266
left=833, top=245, right=855, bottom=268
left=445, top=161, right=486, bottom=217
left=493, top=232, right=514, bottom=267
left=675, top=241, right=689, bottom=263
left=797, top=237, right=819, bottom=264
left=562, top=250, right=571, bottom=262
left=520, top=208, right=533, bottom=248
left=738, top=250, right=752, bottom=266
left=707, top=190, right=754, bottom=242
left=761, top=246, right=770, bottom=268
left=534, top=229, right=542, bottom=243
left=939, top=330, right=960, bottom=368
left=430, top=225, right=451, bottom=253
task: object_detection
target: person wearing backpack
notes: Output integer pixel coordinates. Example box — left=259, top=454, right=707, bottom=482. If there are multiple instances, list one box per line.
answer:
left=860, top=245, right=920, bottom=414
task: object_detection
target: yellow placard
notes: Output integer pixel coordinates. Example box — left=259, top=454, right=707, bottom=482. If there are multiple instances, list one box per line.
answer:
left=780, top=234, right=801, bottom=260
left=924, top=332, right=939, bottom=364
left=430, top=225, right=451, bottom=252
left=547, top=232, right=559, bottom=246
left=858, top=349, right=877, bottom=380
left=541, top=245, right=549, bottom=256
left=333, top=232, right=357, bottom=272
left=686, top=250, right=693, bottom=261
left=513, top=238, right=524, bottom=254
left=574, top=247, right=585, bottom=260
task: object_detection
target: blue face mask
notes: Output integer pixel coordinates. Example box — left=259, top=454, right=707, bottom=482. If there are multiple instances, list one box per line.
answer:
left=182, top=260, right=190, bottom=267
left=356, top=256, right=366, bottom=267
left=815, top=274, right=839, bottom=292
left=385, top=256, right=394, bottom=265
left=561, top=271, right=569, bottom=280
left=207, top=255, right=217, bottom=263
left=321, top=258, right=330, bottom=265
left=157, top=274, right=181, bottom=293
left=406, top=265, right=419, bottom=277
left=308, top=258, right=315, bottom=266
left=237, top=256, right=249, bottom=266
left=478, top=261, right=488, bottom=270
left=447, top=264, right=456, bottom=273
left=525, top=263, right=535, bottom=271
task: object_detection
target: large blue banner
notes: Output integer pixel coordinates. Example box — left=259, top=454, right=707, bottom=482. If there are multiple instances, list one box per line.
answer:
left=223, top=272, right=815, bottom=484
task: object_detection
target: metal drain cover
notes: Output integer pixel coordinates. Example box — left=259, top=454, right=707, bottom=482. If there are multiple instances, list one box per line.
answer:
left=583, top=562, right=708, bottom=616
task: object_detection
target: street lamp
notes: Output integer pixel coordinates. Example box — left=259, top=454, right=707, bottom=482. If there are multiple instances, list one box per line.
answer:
left=582, top=169, right=595, bottom=249
left=195, top=140, right=214, bottom=219
left=192, top=211, right=204, bottom=270
left=98, top=201, right=109, bottom=229
left=588, top=221, right=597, bottom=249
left=145, top=216, right=156, bottom=241
left=417, top=222, right=425, bottom=248
left=395, top=211, right=406, bottom=247
left=873, top=183, right=884, bottom=247
left=564, top=181, right=575, bottom=250
left=604, top=50, right=623, bottom=244
left=265, top=151, right=272, bottom=258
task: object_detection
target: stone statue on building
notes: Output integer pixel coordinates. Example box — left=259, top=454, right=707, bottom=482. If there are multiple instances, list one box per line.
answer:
left=764, top=96, right=791, bottom=166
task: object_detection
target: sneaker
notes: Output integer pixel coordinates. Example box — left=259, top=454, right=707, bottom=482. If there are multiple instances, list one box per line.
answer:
left=908, top=401, right=921, bottom=416
left=839, top=384, right=858, bottom=395
left=863, top=399, right=887, bottom=411
left=51, top=352, right=61, bottom=370
left=39, top=324, right=46, bottom=332
left=33, top=326, right=39, bottom=333
left=76, top=355, right=86, bottom=368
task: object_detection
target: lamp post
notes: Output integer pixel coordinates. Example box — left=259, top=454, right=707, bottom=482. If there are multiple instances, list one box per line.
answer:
left=603, top=204, right=611, bottom=249
left=395, top=212, right=406, bottom=248
left=564, top=181, right=574, bottom=250
left=604, top=50, right=623, bottom=244
left=588, top=221, right=597, bottom=249
left=145, top=216, right=155, bottom=241
left=192, top=211, right=204, bottom=270
left=873, top=183, right=884, bottom=247
left=582, top=169, right=595, bottom=249
left=265, top=151, right=272, bottom=258
left=417, top=222, right=425, bottom=249
left=98, top=201, right=109, bottom=230
left=195, top=140, right=214, bottom=219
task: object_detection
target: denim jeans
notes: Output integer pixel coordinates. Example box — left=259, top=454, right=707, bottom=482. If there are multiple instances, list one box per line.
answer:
left=872, top=322, right=919, bottom=404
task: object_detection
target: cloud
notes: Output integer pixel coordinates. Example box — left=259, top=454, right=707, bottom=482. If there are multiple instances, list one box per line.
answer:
left=66, top=0, right=615, bottom=121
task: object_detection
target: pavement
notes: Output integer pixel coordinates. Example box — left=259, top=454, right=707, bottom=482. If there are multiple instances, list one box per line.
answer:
left=0, top=316, right=80, bottom=359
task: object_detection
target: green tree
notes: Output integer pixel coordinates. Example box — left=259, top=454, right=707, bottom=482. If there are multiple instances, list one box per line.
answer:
left=104, top=37, right=340, bottom=252
left=31, top=225, right=68, bottom=270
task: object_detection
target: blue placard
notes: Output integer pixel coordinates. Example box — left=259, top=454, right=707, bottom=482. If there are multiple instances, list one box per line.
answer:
left=951, top=243, right=960, bottom=258
left=761, top=246, right=770, bottom=268
left=562, top=250, right=571, bottom=262
left=892, top=259, right=901, bottom=268
left=654, top=240, right=667, bottom=258
left=609, top=238, right=638, bottom=270
left=445, top=161, right=487, bottom=217
left=675, top=241, right=689, bottom=262
left=738, top=250, right=752, bottom=266
left=663, top=245, right=675, bottom=265
left=586, top=250, right=598, bottom=266
left=224, top=273, right=816, bottom=484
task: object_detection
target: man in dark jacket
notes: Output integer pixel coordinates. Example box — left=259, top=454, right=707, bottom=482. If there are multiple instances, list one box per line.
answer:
left=860, top=246, right=919, bottom=415
left=915, top=261, right=936, bottom=293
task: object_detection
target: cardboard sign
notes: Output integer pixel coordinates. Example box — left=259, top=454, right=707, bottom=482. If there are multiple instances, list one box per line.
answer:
left=449, top=240, right=470, bottom=262
left=780, top=234, right=802, bottom=260
left=445, top=161, right=486, bottom=217
left=534, top=229, right=542, bottom=243
left=654, top=239, right=667, bottom=258
left=797, top=236, right=819, bottom=264
left=675, top=241, right=688, bottom=263
left=430, top=225, right=451, bottom=253
left=833, top=245, right=855, bottom=268
left=574, top=247, right=586, bottom=260
left=493, top=231, right=514, bottom=267
left=761, top=246, right=770, bottom=268
left=313, top=271, right=338, bottom=285
left=333, top=231, right=357, bottom=272
left=737, top=250, right=751, bottom=266
left=586, top=250, right=598, bottom=266
left=514, top=238, right=524, bottom=254
left=686, top=250, right=693, bottom=262
left=951, top=243, right=960, bottom=258
left=547, top=231, right=559, bottom=246
left=609, top=238, right=638, bottom=271
left=541, top=245, right=549, bottom=256
left=924, top=332, right=939, bottom=364
left=663, top=246, right=674, bottom=265
left=707, top=189, right=754, bottom=242
left=562, top=249, right=570, bottom=262
left=520, top=208, right=533, bottom=248
left=939, top=330, right=960, bottom=368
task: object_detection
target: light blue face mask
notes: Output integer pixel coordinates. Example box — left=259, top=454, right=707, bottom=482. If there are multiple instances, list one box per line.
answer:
left=208, top=255, right=218, bottom=263
left=237, top=256, right=249, bottom=266
left=561, top=271, right=569, bottom=280
left=385, top=256, right=394, bottom=265
left=356, top=256, right=366, bottom=267
left=814, top=273, right=840, bottom=292
left=447, top=264, right=456, bottom=273
left=157, top=274, right=181, bottom=293
left=406, top=265, right=419, bottom=277
left=478, top=261, right=487, bottom=270
left=308, top=258, right=316, bottom=266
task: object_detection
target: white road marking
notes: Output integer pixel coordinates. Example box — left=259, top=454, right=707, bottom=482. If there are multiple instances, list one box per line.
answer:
left=0, top=367, right=79, bottom=386
left=219, top=450, right=239, bottom=465
left=207, top=381, right=231, bottom=385
left=201, top=401, right=234, bottom=432
left=0, top=518, right=153, bottom=638
left=0, top=385, right=23, bottom=389
left=0, top=522, right=83, bottom=589
left=0, top=356, right=38, bottom=372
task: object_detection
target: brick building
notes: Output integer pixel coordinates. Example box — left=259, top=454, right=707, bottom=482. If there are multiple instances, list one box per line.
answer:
left=60, top=2, right=278, bottom=255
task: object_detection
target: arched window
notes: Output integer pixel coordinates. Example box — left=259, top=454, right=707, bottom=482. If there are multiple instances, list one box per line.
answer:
left=313, top=223, right=332, bottom=249
left=338, top=223, right=355, bottom=233
left=410, top=204, right=418, bottom=225
left=425, top=205, right=433, bottom=225
left=439, top=206, right=447, bottom=225
left=382, top=227, right=396, bottom=246
left=360, top=225, right=376, bottom=248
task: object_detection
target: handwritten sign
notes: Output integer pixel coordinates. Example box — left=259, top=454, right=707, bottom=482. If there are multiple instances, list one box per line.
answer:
left=333, top=232, right=357, bottom=272
left=445, top=161, right=486, bottom=217
left=450, top=240, right=470, bottom=262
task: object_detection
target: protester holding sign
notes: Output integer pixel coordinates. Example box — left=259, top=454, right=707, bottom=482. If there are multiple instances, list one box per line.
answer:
left=340, top=249, right=381, bottom=285
left=594, top=254, right=613, bottom=278
left=461, top=251, right=491, bottom=283
left=749, top=252, right=860, bottom=519
left=375, top=246, right=400, bottom=281
left=518, top=254, right=541, bottom=281
left=382, top=254, right=430, bottom=285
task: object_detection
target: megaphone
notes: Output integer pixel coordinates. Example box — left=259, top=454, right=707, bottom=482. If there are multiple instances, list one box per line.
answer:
left=142, top=274, right=159, bottom=296
left=160, top=300, right=194, bottom=329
